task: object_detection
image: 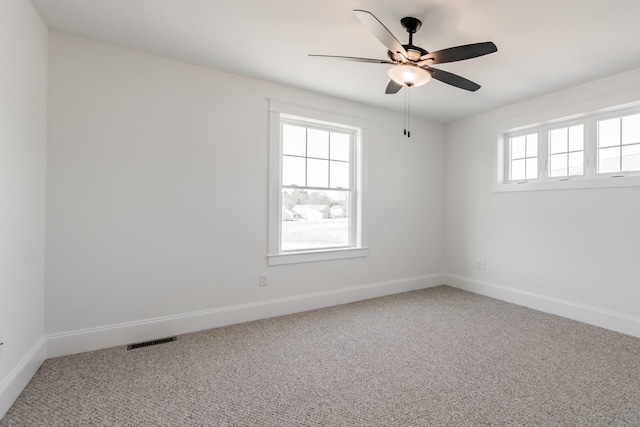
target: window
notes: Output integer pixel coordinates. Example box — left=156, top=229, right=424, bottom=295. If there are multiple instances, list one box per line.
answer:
left=281, top=121, right=353, bottom=251
left=597, top=113, right=640, bottom=174
left=508, top=132, right=538, bottom=181
left=268, top=100, right=368, bottom=265
left=548, top=124, right=584, bottom=178
left=497, top=104, right=640, bottom=191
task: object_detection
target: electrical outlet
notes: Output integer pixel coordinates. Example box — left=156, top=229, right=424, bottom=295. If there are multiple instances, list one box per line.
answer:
left=0, top=333, right=4, bottom=355
left=481, top=261, right=487, bottom=270
left=259, top=274, right=269, bottom=286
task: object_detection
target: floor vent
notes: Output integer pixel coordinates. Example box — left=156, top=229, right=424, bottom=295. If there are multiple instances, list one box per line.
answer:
left=127, top=336, right=177, bottom=350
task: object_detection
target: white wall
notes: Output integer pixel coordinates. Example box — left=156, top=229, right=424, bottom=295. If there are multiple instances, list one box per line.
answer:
left=0, top=0, right=49, bottom=418
left=45, top=33, right=446, bottom=356
left=445, top=67, right=640, bottom=337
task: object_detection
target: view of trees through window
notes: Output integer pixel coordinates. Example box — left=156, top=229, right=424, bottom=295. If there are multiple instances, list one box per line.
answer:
left=280, top=122, right=354, bottom=252
left=281, top=189, right=350, bottom=251
left=269, top=101, right=366, bottom=263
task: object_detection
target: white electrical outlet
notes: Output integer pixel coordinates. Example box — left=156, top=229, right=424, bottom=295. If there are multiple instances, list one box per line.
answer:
left=259, top=274, right=269, bottom=286
left=481, top=261, right=487, bottom=270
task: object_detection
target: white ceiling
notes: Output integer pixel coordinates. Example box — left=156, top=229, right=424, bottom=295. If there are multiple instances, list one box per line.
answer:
left=31, top=0, right=640, bottom=123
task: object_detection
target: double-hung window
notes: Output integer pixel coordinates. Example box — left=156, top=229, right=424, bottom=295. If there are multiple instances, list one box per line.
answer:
left=268, top=100, right=368, bottom=265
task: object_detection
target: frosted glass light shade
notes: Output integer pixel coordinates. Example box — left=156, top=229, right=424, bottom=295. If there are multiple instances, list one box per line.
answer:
left=387, top=64, right=432, bottom=87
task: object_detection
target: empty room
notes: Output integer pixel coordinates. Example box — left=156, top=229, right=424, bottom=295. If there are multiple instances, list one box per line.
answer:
left=2, top=0, right=640, bottom=425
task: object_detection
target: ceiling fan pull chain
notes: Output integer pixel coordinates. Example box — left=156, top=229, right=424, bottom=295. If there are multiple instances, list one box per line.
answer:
left=407, top=86, right=411, bottom=138
left=403, top=86, right=407, bottom=136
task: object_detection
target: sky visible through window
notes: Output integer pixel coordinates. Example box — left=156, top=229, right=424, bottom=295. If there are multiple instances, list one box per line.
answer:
left=510, top=133, right=538, bottom=181
left=598, top=114, right=640, bottom=173
left=549, top=125, right=584, bottom=177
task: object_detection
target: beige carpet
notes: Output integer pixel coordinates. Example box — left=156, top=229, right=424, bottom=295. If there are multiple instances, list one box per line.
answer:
left=2, top=286, right=640, bottom=426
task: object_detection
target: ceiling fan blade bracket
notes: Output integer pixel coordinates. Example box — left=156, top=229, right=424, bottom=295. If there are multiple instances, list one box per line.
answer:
left=416, top=57, right=434, bottom=67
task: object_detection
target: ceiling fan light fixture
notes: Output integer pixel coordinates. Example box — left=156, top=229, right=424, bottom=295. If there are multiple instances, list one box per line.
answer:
left=387, top=64, right=431, bottom=87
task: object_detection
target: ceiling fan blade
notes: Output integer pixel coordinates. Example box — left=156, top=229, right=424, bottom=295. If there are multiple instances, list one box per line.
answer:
left=426, top=67, right=481, bottom=91
left=309, top=54, right=395, bottom=64
left=353, top=10, right=408, bottom=59
left=418, top=42, right=497, bottom=66
left=385, top=80, right=403, bottom=94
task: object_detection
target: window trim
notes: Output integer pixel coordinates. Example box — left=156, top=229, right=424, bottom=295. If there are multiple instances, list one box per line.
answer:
left=594, top=110, right=640, bottom=176
left=506, top=131, right=540, bottom=183
left=495, top=102, right=640, bottom=192
left=546, top=122, right=586, bottom=179
left=268, top=99, right=369, bottom=265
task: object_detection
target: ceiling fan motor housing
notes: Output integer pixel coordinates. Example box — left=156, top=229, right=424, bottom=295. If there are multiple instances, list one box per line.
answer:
left=388, top=16, right=428, bottom=62
left=388, top=44, right=428, bottom=62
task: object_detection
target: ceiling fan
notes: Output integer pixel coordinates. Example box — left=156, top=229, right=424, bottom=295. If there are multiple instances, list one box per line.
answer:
left=310, top=9, right=498, bottom=95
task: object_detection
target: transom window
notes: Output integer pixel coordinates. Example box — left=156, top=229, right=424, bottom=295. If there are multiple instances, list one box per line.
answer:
left=597, top=113, right=640, bottom=174
left=508, top=133, right=538, bottom=181
left=548, top=124, right=584, bottom=178
left=498, top=104, right=640, bottom=191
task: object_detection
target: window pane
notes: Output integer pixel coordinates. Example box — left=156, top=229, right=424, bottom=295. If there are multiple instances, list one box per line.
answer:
left=568, top=152, right=584, bottom=176
left=598, top=118, right=620, bottom=148
left=569, top=125, right=584, bottom=151
left=526, top=158, right=538, bottom=179
left=549, top=128, right=568, bottom=154
left=330, top=161, right=350, bottom=189
left=549, top=153, right=567, bottom=177
left=511, top=136, right=525, bottom=159
left=599, top=146, right=621, bottom=174
left=330, top=132, right=350, bottom=161
left=526, top=134, right=538, bottom=157
left=282, top=155, right=306, bottom=186
left=307, top=158, right=329, bottom=187
left=622, top=114, right=640, bottom=145
left=307, top=128, right=329, bottom=159
left=283, top=124, right=306, bottom=156
left=622, top=144, right=640, bottom=171
left=281, top=190, right=350, bottom=251
left=511, top=159, right=525, bottom=181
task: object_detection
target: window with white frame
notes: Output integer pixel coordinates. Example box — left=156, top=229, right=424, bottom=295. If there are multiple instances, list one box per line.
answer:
left=268, top=100, right=368, bottom=265
left=548, top=124, right=584, bottom=178
left=497, top=104, right=640, bottom=191
left=597, top=113, right=640, bottom=174
left=508, top=132, right=538, bottom=182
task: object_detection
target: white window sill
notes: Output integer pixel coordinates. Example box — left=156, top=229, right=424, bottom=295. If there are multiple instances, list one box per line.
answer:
left=268, top=247, right=369, bottom=266
left=494, top=174, right=640, bottom=192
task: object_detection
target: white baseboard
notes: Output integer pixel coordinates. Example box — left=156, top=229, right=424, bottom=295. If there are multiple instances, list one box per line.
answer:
left=0, top=336, right=47, bottom=419
left=47, top=274, right=445, bottom=358
left=444, top=273, right=640, bottom=339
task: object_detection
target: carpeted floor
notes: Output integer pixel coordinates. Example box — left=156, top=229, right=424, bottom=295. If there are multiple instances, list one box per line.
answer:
left=2, top=285, right=640, bottom=426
